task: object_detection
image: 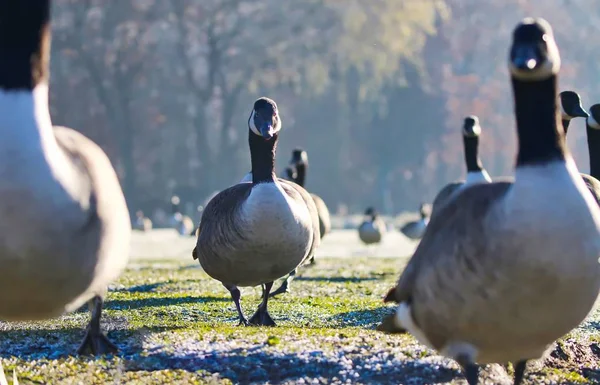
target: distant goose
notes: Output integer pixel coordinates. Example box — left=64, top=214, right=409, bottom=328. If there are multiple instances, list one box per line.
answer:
left=269, top=149, right=332, bottom=297
left=168, top=195, right=194, bottom=235
left=0, top=0, right=130, bottom=355
left=399, top=203, right=430, bottom=240
left=378, top=18, right=600, bottom=385
left=358, top=207, right=386, bottom=245
left=559, top=90, right=588, bottom=134
left=192, top=97, right=320, bottom=326
left=580, top=104, right=600, bottom=205
left=133, top=210, right=153, bottom=231
left=431, top=116, right=492, bottom=215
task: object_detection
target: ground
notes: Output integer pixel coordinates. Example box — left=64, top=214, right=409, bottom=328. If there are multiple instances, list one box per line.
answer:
left=0, top=230, right=599, bottom=384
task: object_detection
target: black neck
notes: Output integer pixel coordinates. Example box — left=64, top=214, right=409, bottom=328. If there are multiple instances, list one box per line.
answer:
left=294, top=163, right=307, bottom=187
left=562, top=119, right=570, bottom=135
left=512, top=76, right=566, bottom=166
left=171, top=204, right=179, bottom=214
left=587, top=124, right=600, bottom=179
left=249, top=130, right=277, bottom=184
left=463, top=135, right=483, bottom=172
left=0, top=1, right=51, bottom=90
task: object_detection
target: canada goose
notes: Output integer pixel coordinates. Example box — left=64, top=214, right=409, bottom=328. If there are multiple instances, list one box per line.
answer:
left=269, top=149, right=332, bottom=297
left=0, top=0, right=130, bottom=355
left=377, top=18, right=600, bottom=385
left=579, top=104, right=600, bottom=205
left=431, top=116, right=492, bottom=215
left=557, top=94, right=600, bottom=204
left=133, top=210, right=153, bottom=231
left=358, top=207, right=386, bottom=245
left=559, top=90, right=588, bottom=134
left=399, top=203, right=430, bottom=240
left=192, top=97, right=320, bottom=326
left=168, top=195, right=194, bottom=235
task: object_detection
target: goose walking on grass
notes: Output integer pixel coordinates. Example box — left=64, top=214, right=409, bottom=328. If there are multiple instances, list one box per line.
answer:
left=358, top=207, right=386, bottom=245
left=192, top=97, right=320, bottom=326
left=133, top=210, right=153, bottom=231
left=431, top=116, right=492, bottom=215
left=0, top=0, right=130, bottom=355
left=169, top=195, right=194, bottom=235
left=269, top=149, right=331, bottom=297
left=399, top=203, right=430, bottom=240
left=377, top=18, right=600, bottom=385
left=559, top=90, right=588, bottom=134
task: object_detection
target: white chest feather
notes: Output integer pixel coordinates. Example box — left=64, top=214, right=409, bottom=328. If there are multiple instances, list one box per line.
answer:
left=241, top=182, right=312, bottom=246
left=465, top=169, right=492, bottom=185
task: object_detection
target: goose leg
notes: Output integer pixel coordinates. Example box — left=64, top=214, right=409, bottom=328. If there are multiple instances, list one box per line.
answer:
left=224, top=284, right=248, bottom=326
left=513, top=360, right=527, bottom=385
left=77, top=296, right=118, bottom=355
left=270, top=269, right=297, bottom=297
left=456, top=355, right=479, bottom=385
left=249, top=282, right=276, bottom=326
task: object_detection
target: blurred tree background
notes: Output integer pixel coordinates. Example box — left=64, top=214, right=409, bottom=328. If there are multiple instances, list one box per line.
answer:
left=47, top=0, right=599, bottom=219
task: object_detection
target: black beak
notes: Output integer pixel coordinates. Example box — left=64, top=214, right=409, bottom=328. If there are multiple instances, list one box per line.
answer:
left=573, top=104, right=589, bottom=118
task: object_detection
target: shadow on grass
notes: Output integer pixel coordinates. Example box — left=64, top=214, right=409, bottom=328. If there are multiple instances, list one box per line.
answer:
left=0, top=325, right=182, bottom=360
left=329, top=306, right=394, bottom=328
left=107, top=295, right=229, bottom=310
left=295, top=276, right=379, bottom=283
left=144, top=344, right=462, bottom=384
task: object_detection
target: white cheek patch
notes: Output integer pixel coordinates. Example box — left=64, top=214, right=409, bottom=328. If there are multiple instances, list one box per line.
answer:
left=560, top=102, right=572, bottom=120
left=588, top=114, right=600, bottom=130
left=463, top=124, right=481, bottom=137
left=248, top=110, right=260, bottom=136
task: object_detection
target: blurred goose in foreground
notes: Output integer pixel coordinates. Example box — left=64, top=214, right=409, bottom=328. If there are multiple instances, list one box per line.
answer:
left=358, top=207, right=386, bottom=245
left=192, top=97, right=320, bottom=326
left=399, top=203, right=430, bottom=240
left=431, top=116, right=492, bottom=215
left=378, top=18, right=600, bottom=385
left=0, top=0, right=130, bottom=355
left=270, top=149, right=332, bottom=297
left=168, top=195, right=194, bottom=235
left=133, top=210, right=153, bottom=231
left=559, top=90, right=588, bottom=134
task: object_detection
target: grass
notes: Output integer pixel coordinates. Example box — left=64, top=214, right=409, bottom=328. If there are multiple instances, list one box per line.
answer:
left=0, top=256, right=599, bottom=384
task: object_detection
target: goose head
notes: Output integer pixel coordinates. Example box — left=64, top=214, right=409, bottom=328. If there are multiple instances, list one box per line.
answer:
left=248, top=97, right=282, bottom=141
left=560, top=91, right=588, bottom=121
left=509, top=18, right=560, bottom=82
left=364, top=207, right=378, bottom=220
left=462, top=116, right=481, bottom=138
left=587, top=104, right=600, bottom=130
left=290, top=148, right=309, bottom=167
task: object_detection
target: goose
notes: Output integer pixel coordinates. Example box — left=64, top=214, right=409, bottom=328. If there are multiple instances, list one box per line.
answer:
left=377, top=18, right=600, bottom=385
left=579, top=104, right=600, bottom=205
left=168, top=195, right=194, bottom=235
left=559, top=90, right=588, bottom=134
left=269, top=149, right=332, bottom=297
left=287, top=149, right=331, bottom=255
left=133, top=210, right=153, bottom=231
left=431, top=116, right=492, bottom=215
left=358, top=207, right=386, bottom=245
left=192, top=97, right=320, bottom=326
left=399, top=203, right=430, bottom=240
left=0, top=0, right=130, bottom=355
left=557, top=94, right=600, bottom=204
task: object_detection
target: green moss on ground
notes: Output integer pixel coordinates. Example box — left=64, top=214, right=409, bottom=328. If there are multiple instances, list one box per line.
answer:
left=0, top=257, right=598, bottom=384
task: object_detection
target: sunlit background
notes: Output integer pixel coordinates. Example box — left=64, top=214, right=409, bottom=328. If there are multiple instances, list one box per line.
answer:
left=47, top=0, right=598, bottom=222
